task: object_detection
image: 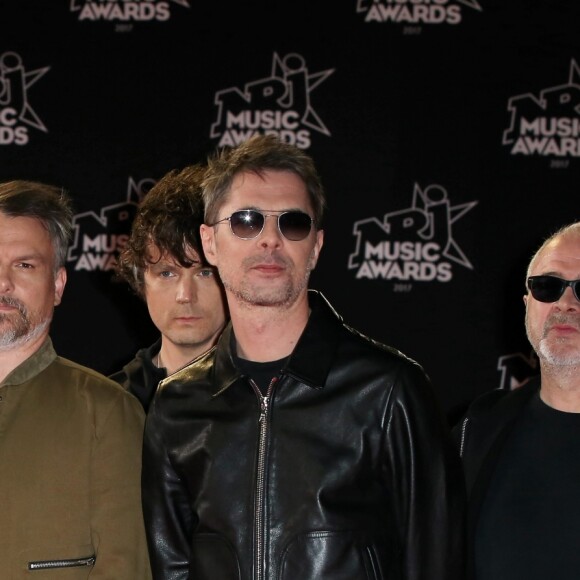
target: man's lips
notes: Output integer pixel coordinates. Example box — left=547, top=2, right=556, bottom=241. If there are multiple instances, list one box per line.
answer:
left=548, top=323, right=580, bottom=335
left=252, top=263, right=285, bottom=273
left=174, top=316, right=201, bottom=322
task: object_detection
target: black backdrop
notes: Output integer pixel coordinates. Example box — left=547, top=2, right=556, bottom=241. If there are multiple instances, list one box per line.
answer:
left=1, top=0, right=579, bottom=420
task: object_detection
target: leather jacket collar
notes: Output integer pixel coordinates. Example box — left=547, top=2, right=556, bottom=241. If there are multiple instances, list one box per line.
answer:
left=212, top=289, right=342, bottom=397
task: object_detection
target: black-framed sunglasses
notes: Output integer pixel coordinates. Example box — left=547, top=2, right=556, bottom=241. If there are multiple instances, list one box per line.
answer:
left=527, top=275, right=580, bottom=303
left=211, top=209, right=314, bottom=241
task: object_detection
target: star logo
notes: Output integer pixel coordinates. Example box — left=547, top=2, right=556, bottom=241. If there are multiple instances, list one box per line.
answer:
left=0, top=52, right=49, bottom=132
left=348, top=183, right=478, bottom=282
left=210, top=52, right=335, bottom=143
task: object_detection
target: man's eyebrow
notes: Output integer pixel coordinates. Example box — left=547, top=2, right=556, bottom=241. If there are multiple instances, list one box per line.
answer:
left=14, top=253, right=46, bottom=263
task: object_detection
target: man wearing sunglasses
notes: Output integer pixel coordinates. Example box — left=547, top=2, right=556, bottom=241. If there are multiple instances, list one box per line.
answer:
left=142, top=134, right=465, bottom=580
left=455, top=221, right=580, bottom=580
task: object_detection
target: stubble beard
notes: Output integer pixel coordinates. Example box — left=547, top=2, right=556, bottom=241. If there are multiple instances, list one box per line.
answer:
left=221, top=250, right=315, bottom=309
left=0, top=297, right=50, bottom=351
left=526, top=310, right=580, bottom=370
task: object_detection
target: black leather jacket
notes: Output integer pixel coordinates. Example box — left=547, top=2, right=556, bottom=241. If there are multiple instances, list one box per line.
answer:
left=109, top=338, right=166, bottom=412
left=142, top=291, right=465, bottom=580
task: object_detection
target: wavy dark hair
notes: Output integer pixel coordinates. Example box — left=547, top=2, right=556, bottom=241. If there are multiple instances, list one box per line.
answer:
left=116, top=164, right=207, bottom=296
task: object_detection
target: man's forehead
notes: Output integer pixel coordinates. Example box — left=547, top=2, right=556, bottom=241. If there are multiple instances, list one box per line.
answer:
left=533, top=235, right=580, bottom=273
left=146, top=243, right=202, bottom=264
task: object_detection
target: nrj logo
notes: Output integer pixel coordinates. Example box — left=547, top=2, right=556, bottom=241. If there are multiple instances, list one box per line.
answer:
left=210, top=52, right=334, bottom=150
left=348, top=183, right=477, bottom=283
left=503, top=59, right=580, bottom=158
left=0, top=52, right=49, bottom=146
left=356, top=0, right=482, bottom=25
left=70, top=0, right=189, bottom=22
left=68, top=177, right=155, bottom=272
left=497, top=351, right=538, bottom=390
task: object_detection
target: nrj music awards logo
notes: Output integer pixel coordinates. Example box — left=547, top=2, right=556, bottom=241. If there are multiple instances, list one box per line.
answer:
left=67, top=177, right=155, bottom=272
left=210, top=52, right=334, bottom=150
left=497, top=351, right=538, bottom=390
left=348, top=183, right=477, bottom=284
left=0, top=52, right=49, bottom=146
left=356, top=0, right=482, bottom=25
left=70, top=0, right=189, bottom=22
left=503, top=59, right=580, bottom=158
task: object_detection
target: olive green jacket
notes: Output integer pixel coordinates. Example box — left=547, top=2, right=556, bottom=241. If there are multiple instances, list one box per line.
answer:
left=0, top=338, right=152, bottom=579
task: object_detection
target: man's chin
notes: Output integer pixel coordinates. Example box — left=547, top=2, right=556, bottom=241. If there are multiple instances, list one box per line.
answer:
left=539, top=341, right=580, bottom=367
left=0, top=319, right=49, bottom=351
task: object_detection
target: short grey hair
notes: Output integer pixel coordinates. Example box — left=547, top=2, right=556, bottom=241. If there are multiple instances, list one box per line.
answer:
left=0, top=180, right=73, bottom=271
left=526, top=221, right=580, bottom=280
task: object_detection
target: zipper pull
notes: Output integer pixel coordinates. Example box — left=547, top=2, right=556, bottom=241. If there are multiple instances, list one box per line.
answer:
left=259, top=396, right=269, bottom=422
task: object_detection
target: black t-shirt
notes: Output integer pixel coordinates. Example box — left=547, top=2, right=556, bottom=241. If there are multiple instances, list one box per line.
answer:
left=233, top=353, right=288, bottom=396
left=475, top=392, right=580, bottom=580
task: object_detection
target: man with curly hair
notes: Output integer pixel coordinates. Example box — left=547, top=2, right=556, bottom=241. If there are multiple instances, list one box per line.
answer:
left=110, top=164, right=228, bottom=411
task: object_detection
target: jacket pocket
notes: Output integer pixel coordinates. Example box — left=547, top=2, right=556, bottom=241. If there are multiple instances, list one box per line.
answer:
left=279, top=530, right=383, bottom=580
left=190, top=533, right=241, bottom=579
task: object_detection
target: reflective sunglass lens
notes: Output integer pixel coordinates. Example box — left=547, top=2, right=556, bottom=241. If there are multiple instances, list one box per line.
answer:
left=230, top=210, right=264, bottom=239
left=279, top=212, right=313, bottom=241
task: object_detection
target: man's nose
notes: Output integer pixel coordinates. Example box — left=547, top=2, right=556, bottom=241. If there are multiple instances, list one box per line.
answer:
left=258, top=215, right=283, bottom=248
left=0, top=267, right=14, bottom=293
left=176, top=275, right=198, bottom=304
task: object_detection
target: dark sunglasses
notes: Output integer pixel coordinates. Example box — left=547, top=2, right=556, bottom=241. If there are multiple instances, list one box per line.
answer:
left=527, top=275, right=580, bottom=303
left=211, top=209, right=314, bottom=241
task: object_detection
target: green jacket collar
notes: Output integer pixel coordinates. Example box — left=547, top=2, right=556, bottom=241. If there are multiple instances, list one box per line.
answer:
left=1, top=337, right=57, bottom=387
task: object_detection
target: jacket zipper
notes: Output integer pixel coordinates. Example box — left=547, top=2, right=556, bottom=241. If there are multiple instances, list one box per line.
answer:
left=250, top=377, right=277, bottom=580
left=28, top=556, right=96, bottom=570
left=459, top=416, right=469, bottom=457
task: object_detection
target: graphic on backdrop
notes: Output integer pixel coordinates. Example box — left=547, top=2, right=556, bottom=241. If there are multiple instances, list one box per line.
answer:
left=348, top=183, right=477, bottom=285
left=356, top=0, right=482, bottom=25
left=503, top=59, right=580, bottom=159
left=497, top=351, right=538, bottom=390
left=0, top=52, right=49, bottom=145
left=210, top=52, right=334, bottom=150
left=70, top=0, right=189, bottom=22
left=68, top=178, right=155, bottom=272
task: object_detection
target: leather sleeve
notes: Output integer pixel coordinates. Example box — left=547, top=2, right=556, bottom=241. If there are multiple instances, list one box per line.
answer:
left=383, top=360, right=466, bottom=580
left=142, top=396, right=195, bottom=580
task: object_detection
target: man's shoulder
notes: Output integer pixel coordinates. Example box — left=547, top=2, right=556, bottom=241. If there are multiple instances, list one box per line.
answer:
left=108, top=353, right=142, bottom=389
left=298, top=290, right=424, bottom=380
left=109, top=340, right=159, bottom=386
left=464, top=378, right=539, bottom=423
left=342, top=322, right=426, bottom=373
left=51, top=356, right=142, bottom=403
left=158, top=346, right=217, bottom=391
left=454, top=379, right=539, bottom=453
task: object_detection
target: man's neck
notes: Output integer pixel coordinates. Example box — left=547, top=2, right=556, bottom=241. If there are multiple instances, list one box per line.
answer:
left=540, top=365, right=580, bottom=412
left=157, top=341, right=211, bottom=375
left=0, top=331, right=48, bottom=384
left=229, top=294, right=310, bottom=362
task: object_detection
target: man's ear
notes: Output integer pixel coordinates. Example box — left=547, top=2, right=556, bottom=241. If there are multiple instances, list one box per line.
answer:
left=309, top=229, right=324, bottom=270
left=200, top=224, right=217, bottom=266
left=54, top=267, right=67, bottom=306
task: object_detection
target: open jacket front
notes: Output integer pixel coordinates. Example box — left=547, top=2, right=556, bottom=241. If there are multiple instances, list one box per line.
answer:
left=454, top=378, right=540, bottom=579
left=142, top=290, right=465, bottom=580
